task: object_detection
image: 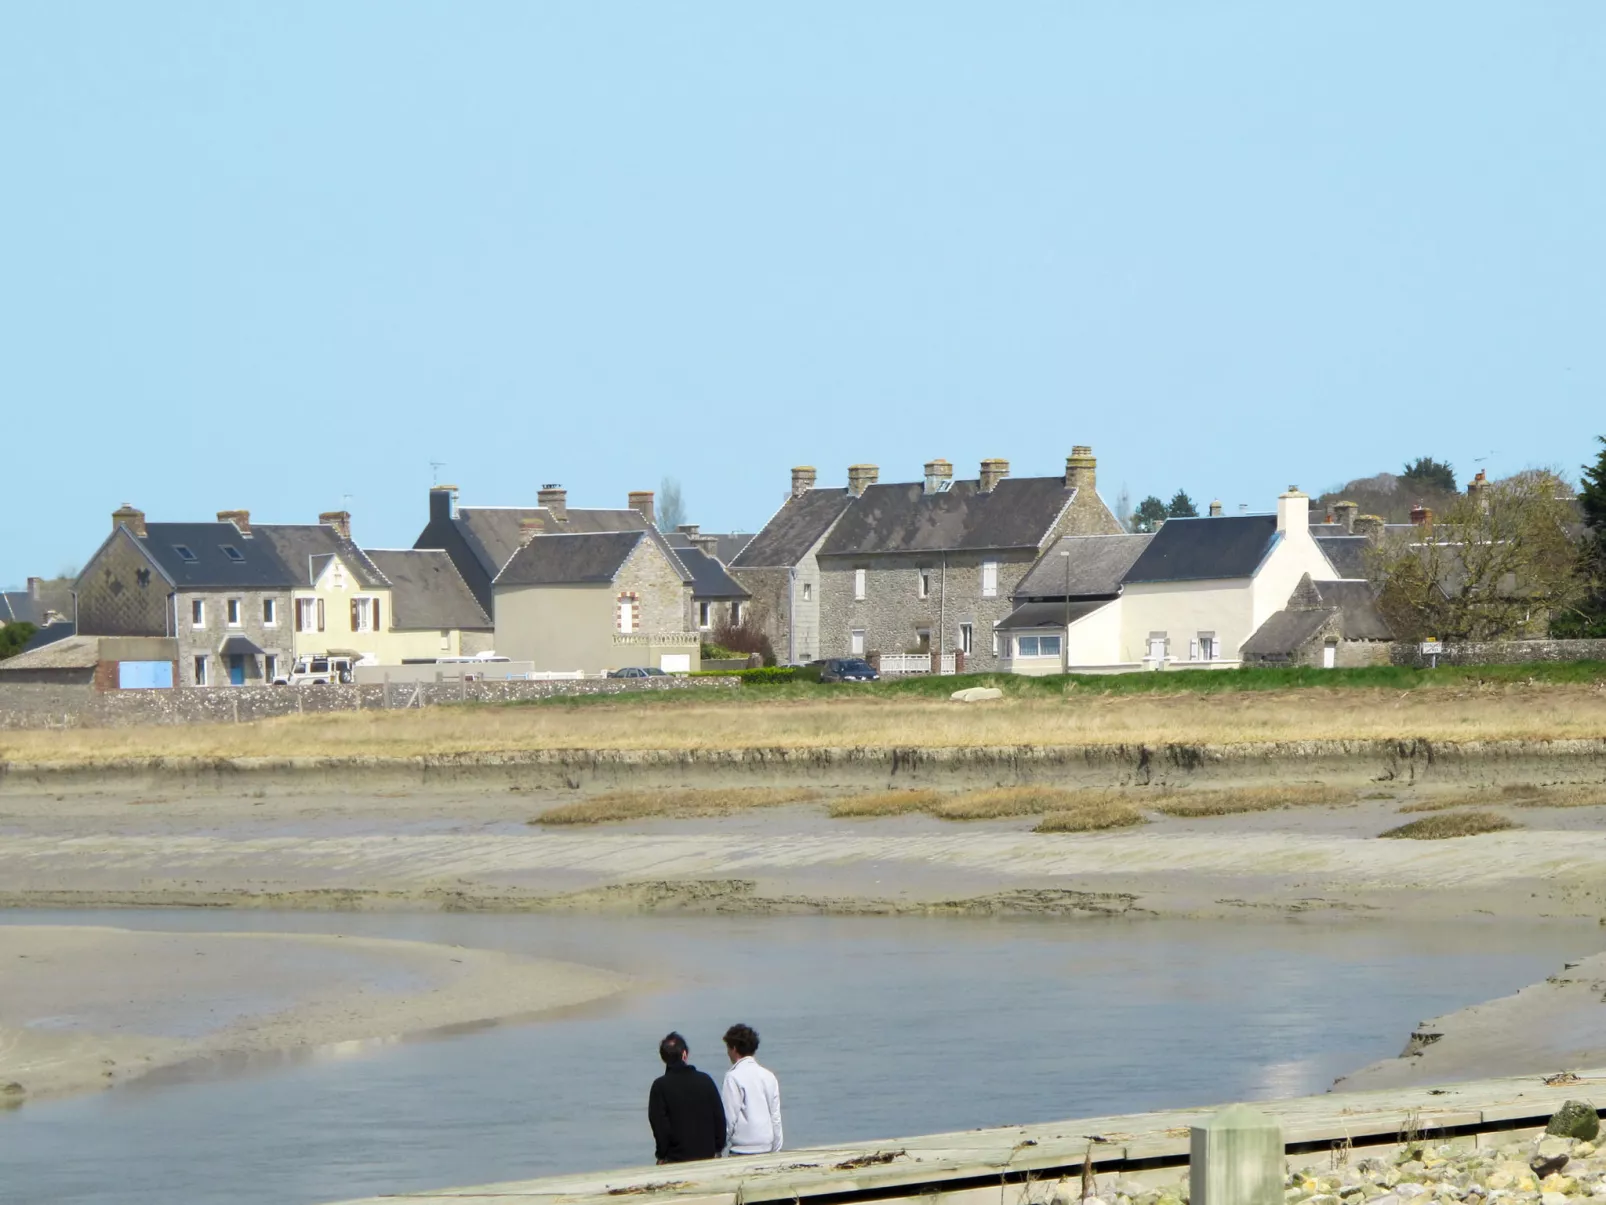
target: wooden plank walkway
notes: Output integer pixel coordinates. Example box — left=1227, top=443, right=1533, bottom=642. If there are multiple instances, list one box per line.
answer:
left=325, top=1068, right=1606, bottom=1205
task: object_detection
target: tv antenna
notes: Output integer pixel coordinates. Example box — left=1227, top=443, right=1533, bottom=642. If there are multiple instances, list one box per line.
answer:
left=430, top=461, right=446, bottom=485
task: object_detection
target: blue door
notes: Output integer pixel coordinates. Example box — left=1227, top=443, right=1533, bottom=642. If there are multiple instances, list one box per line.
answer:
left=228, top=655, right=246, bottom=685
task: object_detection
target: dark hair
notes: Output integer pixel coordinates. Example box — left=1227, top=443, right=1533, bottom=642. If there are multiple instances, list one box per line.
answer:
left=659, top=1032, right=688, bottom=1065
left=723, top=1023, right=759, bottom=1058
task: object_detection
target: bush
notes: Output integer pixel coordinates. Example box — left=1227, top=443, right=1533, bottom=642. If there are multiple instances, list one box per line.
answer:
left=1378, top=811, right=1519, bottom=840
left=0, top=622, right=37, bottom=662
left=700, top=642, right=740, bottom=660
left=710, top=619, right=776, bottom=667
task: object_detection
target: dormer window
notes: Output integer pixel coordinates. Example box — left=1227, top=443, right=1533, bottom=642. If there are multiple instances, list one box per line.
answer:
left=173, top=545, right=197, bottom=563
left=220, top=544, right=245, bottom=562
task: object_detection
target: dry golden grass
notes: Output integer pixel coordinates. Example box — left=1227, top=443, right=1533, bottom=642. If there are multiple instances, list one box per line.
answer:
left=1152, top=784, right=1352, bottom=817
left=1033, top=800, right=1148, bottom=833
left=6, top=682, right=1606, bottom=766
left=1398, top=784, right=1606, bottom=814
left=1378, top=811, right=1521, bottom=840
left=827, top=789, right=948, bottom=818
left=531, top=787, right=821, bottom=825
left=932, top=786, right=1109, bottom=820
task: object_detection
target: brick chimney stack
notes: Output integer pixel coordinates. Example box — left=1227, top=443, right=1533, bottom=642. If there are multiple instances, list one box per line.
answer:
left=217, top=509, right=253, bottom=537
left=113, top=504, right=147, bottom=539
left=791, top=466, right=817, bottom=498
left=538, top=484, right=568, bottom=523
left=518, top=517, right=543, bottom=547
left=628, top=490, right=656, bottom=526
left=27, top=576, right=41, bottom=600
left=1410, top=503, right=1433, bottom=528
left=979, top=458, right=1010, bottom=493
left=923, top=458, right=953, bottom=494
left=1208, top=499, right=1223, bottom=517
left=1332, top=500, right=1358, bottom=533
left=847, top=464, right=879, bottom=497
left=1467, top=470, right=1491, bottom=513
left=1065, top=446, right=1096, bottom=494
left=1354, top=515, right=1386, bottom=540
left=318, top=510, right=352, bottom=541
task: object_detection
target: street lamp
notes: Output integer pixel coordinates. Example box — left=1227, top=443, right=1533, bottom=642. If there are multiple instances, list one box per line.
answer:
left=1060, top=549, right=1071, bottom=676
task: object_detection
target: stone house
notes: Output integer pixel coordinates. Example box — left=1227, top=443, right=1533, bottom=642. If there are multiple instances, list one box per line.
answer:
left=812, top=449, right=1124, bottom=671
left=995, top=533, right=1153, bottom=674
left=76, top=506, right=297, bottom=687
left=665, top=526, right=751, bottom=635
left=413, top=484, right=655, bottom=618
left=1240, top=573, right=1394, bottom=668
left=492, top=527, right=700, bottom=675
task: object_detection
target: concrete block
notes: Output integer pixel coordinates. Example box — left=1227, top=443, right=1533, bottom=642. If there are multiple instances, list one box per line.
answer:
left=1190, top=1104, right=1284, bottom=1205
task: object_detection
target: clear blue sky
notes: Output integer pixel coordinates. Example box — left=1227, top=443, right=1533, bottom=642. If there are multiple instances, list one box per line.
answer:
left=4, top=3, right=1603, bottom=586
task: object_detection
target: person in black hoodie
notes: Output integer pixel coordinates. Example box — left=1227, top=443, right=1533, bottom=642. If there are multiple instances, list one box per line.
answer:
left=648, top=1032, right=727, bottom=1164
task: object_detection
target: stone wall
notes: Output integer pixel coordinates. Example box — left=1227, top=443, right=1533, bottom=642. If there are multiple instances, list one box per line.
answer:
left=0, top=675, right=739, bottom=730
left=1390, top=638, right=1606, bottom=668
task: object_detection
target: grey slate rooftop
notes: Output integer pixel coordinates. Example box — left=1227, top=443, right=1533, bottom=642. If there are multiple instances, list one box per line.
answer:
left=456, top=507, right=650, bottom=580
left=1239, top=608, right=1336, bottom=658
left=731, top=489, right=855, bottom=568
left=363, top=549, right=491, bottom=630
left=1122, top=514, right=1280, bottom=584
left=996, top=599, right=1115, bottom=632
left=494, top=531, right=650, bottom=587
left=818, top=477, right=1076, bottom=556
left=1016, top=533, right=1153, bottom=599
left=1316, top=535, right=1370, bottom=580
left=672, top=545, right=749, bottom=600
left=255, top=525, right=389, bottom=589
left=131, top=523, right=299, bottom=589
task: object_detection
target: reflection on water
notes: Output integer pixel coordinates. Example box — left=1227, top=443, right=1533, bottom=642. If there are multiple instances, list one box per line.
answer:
left=0, top=909, right=1597, bottom=1205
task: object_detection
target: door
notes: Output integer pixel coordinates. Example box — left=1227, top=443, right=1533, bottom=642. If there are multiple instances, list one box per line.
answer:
left=1147, top=636, right=1167, bottom=663
left=228, top=655, right=246, bottom=686
left=1322, top=643, right=1337, bottom=669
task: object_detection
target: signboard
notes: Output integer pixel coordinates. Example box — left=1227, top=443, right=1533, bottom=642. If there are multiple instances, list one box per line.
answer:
left=1419, top=640, right=1444, bottom=655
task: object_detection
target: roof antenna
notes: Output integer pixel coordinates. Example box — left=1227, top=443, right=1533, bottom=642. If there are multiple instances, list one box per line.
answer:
left=430, top=461, right=446, bottom=486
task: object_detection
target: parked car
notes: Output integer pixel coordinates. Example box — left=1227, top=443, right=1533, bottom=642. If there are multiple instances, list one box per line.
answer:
left=277, top=654, right=356, bottom=685
left=818, top=657, right=879, bottom=683
left=607, top=666, right=668, bottom=678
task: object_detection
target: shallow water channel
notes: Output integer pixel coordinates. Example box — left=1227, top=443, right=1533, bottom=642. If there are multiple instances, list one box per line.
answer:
left=2, top=909, right=1598, bottom=1205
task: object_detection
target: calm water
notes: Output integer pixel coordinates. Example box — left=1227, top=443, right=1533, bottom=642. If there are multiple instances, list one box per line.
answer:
left=0, top=909, right=1596, bottom=1205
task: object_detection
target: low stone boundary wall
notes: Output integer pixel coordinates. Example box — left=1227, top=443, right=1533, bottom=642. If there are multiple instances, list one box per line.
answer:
left=1391, top=638, right=1606, bottom=668
left=0, top=675, right=740, bottom=729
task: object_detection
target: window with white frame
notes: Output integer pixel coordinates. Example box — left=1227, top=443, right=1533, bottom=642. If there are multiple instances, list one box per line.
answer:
left=350, top=597, right=380, bottom=632
left=440, top=630, right=451, bottom=650
left=850, top=629, right=866, bottom=655
left=991, top=621, right=1001, bottom=656
left=295, top=598, right=323, bottom=632
left=265, top=654, right=280, bottom=681
left=853, top=568, right=867, bottom=601
left=226, top=598, right=242, bottom=627
left=191, top=599, right=205, bottom=628
left=1146, top=632, right=1168, bottom=662
left=1016, top=634, right=1062, bottom=657
left=917, top=568, right=931, bottom=599
left=618, top=594, right=636, bottom=633
left=981, top=561, right=999, bottom=598
left=262, top=599, right=277, bottom=627
left=959, top=622, right=973, bottom=654
left=193, top=655, right=208, bottom=686
left=697, top=601, right=711, bottom=629
left=802, top=582, right=812, bottom=602
left=1193, top=632, right=1217, bottom=661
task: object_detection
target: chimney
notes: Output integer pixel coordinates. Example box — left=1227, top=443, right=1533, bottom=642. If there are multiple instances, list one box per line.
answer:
left=318, top=510, right=352, bottom=541
left=538, top=484, right=568, bottom=523
left=677, top=523, right=700, bottom=536
left=628, top=490, right=656, bottom=526
left=690, top=532, right=720, bottom=559
left=1065, top=445, right=1096, bottom=494
left=1467, top=470, right=1491, bottom=513
left=429, top=484, right=458, bottom=523
left=1354, top=514, right=1386, bottom=540
left=216, top=509, right=252, bottom=537
left=1410, top=503, right=1433, bottom=528
left=1332, top=500, right=1358, bottom=533
left=112, top=504, right=147, bottom=539
left=979, top=458, right=1010, bottom=494
left=791, top=466, right=817, bottom=499
left=1208, top=499, right=1223, bottom=517
left=923, top=458, right=954, bottom=495
left=27, top=576, right=41, bottom=600
left=1276, top=486, right=1309, bottom=534
left=847, top=464, right=879, bottom=497
left=518, top=516, right=543, bottom=547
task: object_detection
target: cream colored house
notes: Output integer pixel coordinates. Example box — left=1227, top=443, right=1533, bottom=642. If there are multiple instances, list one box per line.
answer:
left=492, top=527, right=699, bottom=676
left=258, top=519, right=491, bottom=665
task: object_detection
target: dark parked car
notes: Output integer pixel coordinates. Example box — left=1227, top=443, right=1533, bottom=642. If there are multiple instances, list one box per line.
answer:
left=607, top=666, right=667, bottom=678
left=818, top=657, right=879, bottom=683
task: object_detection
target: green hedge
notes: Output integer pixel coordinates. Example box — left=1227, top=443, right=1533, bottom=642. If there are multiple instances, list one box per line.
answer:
left=691, top=665, right=815, bottom=684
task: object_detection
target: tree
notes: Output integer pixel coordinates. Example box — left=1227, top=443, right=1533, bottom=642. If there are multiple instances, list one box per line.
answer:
left=1132, top=495, right=1168, bottom=533
left=1580, top=437, right=1606, bottom=561
left=1114, top=484, right=1133, bottom=532
left=1166, top=490, right=1199, bottom=518
left=1401, top=457, right=1457, bottom=495
left=0, top=622, right=37, bottom=662
left=657, top=476, right=686, bottom=531
left=1367, top=469, right=1586, bottom=641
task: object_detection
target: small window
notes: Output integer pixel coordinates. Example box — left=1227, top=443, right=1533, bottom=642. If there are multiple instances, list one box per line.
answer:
left=802, top=582, right=812, bottom=602
left=850, top=629, right=866, bottom=655
left=917, top=568, right=931, bottom=599
left=265, top=654, right=279, bottom=681
left=440, top=630, right=451, bottom=651
left=959, top=622, right=973, bottom=654
left=262, top=599, right=277, bottom=626
left=193, top=655, right=208, bottom=686
left=1196, top=632, right=1217, bottom=662
left=853, top=568, right=867, bottom=601
left=935, top=478, right=953, bottom=493
left=220, top=544, right=245, bottom=563
left=697, top=601, right=711, bottom=629
left=350, top=597, right=380, bottom=632
left=191, top=599, right=205, bottom=628
left=992, top=621, right=1001, bottom=656
left=981, top=561, right=999, bottom=598
left=1018, top=634, right=1062, bottom=657
left=226, top=598, right=241, bottom=627
left=173, top=545, right=197, bottom=563
left=730, top=601, right=743, bottom=626
left=618, top=595, right=636, bottom=634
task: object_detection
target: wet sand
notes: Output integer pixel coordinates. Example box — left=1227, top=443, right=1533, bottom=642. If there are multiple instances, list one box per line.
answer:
left=0, top=924, right=625, bottom=1104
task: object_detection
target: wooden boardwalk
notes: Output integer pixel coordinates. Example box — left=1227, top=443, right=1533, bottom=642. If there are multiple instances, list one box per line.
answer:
left=326, top=1068, right=1606, bottom=1205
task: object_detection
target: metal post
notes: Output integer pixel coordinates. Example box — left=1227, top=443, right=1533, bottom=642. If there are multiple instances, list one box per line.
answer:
left=1062, top=549, right=1072, bottom=675
left=1190, top=1104, right=1283, bottom=1205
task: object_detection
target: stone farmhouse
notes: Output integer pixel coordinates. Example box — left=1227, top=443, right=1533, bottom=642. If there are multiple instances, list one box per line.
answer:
left=665, top=525, right=751, bottom=635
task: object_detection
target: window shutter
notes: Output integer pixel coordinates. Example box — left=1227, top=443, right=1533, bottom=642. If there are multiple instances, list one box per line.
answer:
left=372, top=598, right=381, bottom=631
left=317, top=598, right=325, bottom=632
left=351, top=599, right=360, bottom=631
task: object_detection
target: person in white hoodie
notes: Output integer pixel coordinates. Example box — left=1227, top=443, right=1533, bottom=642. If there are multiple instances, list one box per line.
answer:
left=719, top=1022, right=782, bottom=1156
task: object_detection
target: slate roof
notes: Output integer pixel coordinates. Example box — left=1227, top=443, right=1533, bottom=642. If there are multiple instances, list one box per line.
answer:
left=0, top=591, right=41, bottom=625
left=673, top=545, right=749, bottom=600
left=818, top=477, right=1075, bottom=557
left=363, top=549, right=492, bottom=630
left=1122, top=515, right=1281, bottom=584
left=130, top=523, right=300, bottom=589
left=1316, top=536, right=1370, bottom=580
left=1016, top=534, right=1153, bottom=599
left=1240, top=609, right=1337, bottom=658
left=494, top=531, right=650, bottom=588
left=667, top=532, right=756, bottom=564
left=1309, top=579, right=1394, bottom=640
left=255, top=525, right=389, bottom=589
left=22, top=620, right=75, bottom=652
left=996, top=600, right=1115, bottom=631
left=731, top=489, right=855, bottom=568
left=455, top=507, right=651, bottom=580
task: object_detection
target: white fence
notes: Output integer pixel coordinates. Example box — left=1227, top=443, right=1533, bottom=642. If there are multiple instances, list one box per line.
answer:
left=877, top=653, right=957, bottom=676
